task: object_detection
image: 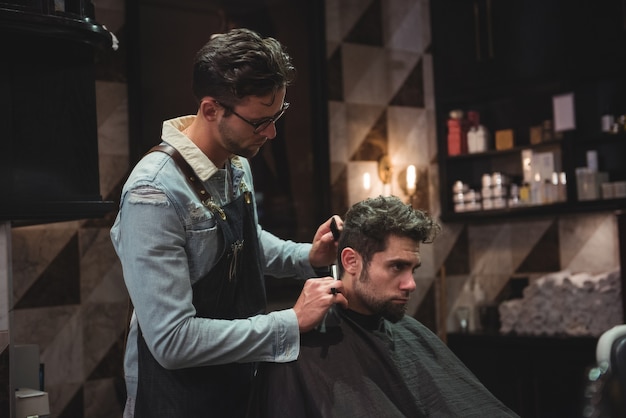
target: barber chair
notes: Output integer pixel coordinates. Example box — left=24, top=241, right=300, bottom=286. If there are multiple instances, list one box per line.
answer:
left=582, top=325, right=626, bottom=417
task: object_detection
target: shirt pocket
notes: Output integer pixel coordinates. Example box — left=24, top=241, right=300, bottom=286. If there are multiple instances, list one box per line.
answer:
left=186, top=220, right=223, bottom=283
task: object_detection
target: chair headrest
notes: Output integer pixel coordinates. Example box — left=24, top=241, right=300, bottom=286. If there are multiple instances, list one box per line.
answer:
left=597, top=325, right=626, bottom=371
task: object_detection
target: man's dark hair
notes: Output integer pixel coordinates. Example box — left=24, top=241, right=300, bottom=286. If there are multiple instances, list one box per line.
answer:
left=192, top=28, right=296, bottom=106
left=337, top=195, right=441, bottom=276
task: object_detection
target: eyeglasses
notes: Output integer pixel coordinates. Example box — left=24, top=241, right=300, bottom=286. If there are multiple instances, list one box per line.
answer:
left=216, top=101, right=290, bottom=134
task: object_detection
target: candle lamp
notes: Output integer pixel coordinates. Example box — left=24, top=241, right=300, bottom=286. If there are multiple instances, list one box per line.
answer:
left=362, top=172, right=371, bottom=191
left=406, top=164, right=417, bottom=207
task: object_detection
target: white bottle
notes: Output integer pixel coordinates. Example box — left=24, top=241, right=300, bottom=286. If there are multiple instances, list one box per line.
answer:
left=473, top=282, right=486, bottom=332
left=467, top=125, right=489, bottom=153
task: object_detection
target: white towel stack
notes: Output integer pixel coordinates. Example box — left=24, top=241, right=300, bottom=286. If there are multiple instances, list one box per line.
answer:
left=498, top=269, right=623, bottom=337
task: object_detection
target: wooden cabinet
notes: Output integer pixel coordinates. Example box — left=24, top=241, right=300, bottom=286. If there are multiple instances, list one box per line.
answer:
left=447, top=333, right=598, bottom=418
left=0, top=2, right=115, bottom=223
left=431, top=0, right=626, bottom=221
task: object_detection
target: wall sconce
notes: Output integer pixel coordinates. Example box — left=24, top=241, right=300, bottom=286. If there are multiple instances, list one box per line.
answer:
left=378, top=155, right=392, bottom=196
left=348, top=162, right=380, bottom=207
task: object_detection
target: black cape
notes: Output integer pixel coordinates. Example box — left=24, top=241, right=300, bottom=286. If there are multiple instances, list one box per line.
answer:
left=249, top=307, right=518, bottom=418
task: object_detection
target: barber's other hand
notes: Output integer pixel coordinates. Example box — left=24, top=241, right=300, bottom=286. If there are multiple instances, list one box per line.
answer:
left=309, top=215, right=343, bottom=268
left=293, top=277, right=348, bottom=333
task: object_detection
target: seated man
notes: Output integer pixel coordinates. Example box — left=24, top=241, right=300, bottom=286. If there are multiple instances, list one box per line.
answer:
left=251, top=195, right=518, bottom=418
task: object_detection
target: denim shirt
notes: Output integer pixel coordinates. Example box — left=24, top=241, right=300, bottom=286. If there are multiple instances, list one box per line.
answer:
left=110, top=115, right=315, bottom=400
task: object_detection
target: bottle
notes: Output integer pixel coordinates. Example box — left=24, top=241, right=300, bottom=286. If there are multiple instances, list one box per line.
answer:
left=544, top=179, right=556, bottom=204
left=467, top=110, right=489, bottom=153
left=519, top=182, right=530, bottom=205
left=447, top=110, right=467, bottom=156
left=542, top=120, right=553, bottom=142
left=557, top=172, right=567, bottom=202
left=473, top=282, right=486, bottom=332
left=601, top=113, right=614, bottom=133
left=531, top=173, right=544, bottom=205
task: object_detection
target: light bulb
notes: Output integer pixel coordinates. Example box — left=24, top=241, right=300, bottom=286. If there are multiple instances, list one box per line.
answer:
left=406, top=165, right=416, bottom=195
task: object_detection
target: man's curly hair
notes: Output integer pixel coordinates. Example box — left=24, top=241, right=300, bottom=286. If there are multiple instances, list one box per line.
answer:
left=337, top=195, right=441, bottom=276
left=192, top=28, right=296, bottom=107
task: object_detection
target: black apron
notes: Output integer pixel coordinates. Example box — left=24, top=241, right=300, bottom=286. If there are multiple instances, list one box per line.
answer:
left=135, top=183, right=267, bottom=418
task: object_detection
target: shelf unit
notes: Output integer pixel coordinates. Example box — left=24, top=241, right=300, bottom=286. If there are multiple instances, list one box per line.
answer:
left=440, top=132, right=626, bottom=223
left=447, top=332, right=598, bottom=418
left=431, top=0, right=626, bottom=223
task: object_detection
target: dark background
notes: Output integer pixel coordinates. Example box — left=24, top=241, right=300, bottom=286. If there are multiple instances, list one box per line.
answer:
left=126, top=0, right=331, bottom=242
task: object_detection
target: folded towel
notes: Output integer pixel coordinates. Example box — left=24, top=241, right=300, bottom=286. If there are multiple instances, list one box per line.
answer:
left=498, top=269, right=622, bottom=337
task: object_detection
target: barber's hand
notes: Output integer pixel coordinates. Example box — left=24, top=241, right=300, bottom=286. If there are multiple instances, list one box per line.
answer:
left=309, top=215, right=343, bottom=268
left=293, top=277, right=348, bottom=333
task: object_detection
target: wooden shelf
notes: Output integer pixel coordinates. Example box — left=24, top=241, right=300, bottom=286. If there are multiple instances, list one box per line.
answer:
left=442, top=200, right=626, bottom=223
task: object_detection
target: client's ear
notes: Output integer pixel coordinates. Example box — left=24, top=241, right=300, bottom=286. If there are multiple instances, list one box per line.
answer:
left=341, top=247, right=360, bottom=275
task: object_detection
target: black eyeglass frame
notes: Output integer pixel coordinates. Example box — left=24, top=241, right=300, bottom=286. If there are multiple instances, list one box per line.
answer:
left=215, top=100, right=290, bottom=134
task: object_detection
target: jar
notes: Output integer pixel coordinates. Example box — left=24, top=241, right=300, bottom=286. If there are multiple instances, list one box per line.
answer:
left=481, top=173, right=492, bottom=188
left=452, top=180, right=467, bottom=194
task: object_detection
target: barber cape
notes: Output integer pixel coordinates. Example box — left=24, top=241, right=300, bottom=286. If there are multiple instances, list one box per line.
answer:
left=249, top=307, right=518, bottom=418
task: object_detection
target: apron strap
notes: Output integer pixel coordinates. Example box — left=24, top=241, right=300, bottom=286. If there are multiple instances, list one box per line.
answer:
left=148, top=143, right=226, bottom=220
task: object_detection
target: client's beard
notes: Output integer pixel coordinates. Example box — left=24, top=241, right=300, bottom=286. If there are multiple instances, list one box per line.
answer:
left=357, top=268, right=407, bottom=323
